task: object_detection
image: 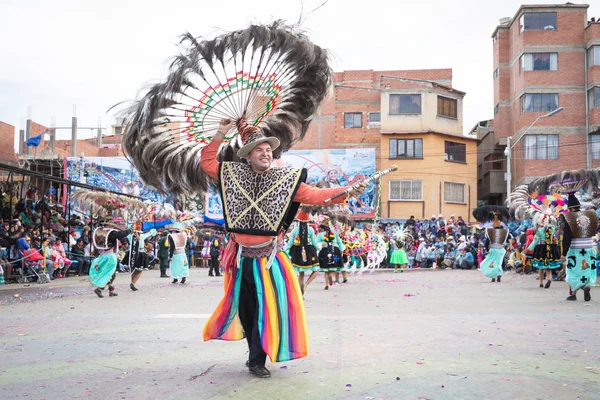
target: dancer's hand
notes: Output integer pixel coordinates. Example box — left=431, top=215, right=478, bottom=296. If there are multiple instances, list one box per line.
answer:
left=348, top=181, right=368, bottom=197
left=216, top=119, right=234, bottom=139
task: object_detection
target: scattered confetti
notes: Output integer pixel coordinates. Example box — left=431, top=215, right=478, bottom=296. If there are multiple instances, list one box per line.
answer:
left=346, top=384, right=352, bottom=387
left=280, top=366, right=288, bottom=369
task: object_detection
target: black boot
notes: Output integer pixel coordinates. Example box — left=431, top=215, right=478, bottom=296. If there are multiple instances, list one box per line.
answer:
left=584, top=288, right=591, bottom=302
left=172, top=279, right=178, bottom=284
left=544, top=280, right=551, bottom=289
left=491, top=278, right=496, bottom=282
left=94, top=288, right=104, bottom=298
left=566, top=294, right=577, bottom=301
left=181, top=277, right=186, bottom=284
left=497, top=276, right=501, bottom=283
left=249, top=365, right=271, bottom=378
left=109, top=291, right=118, bottom=297
left=130, top=283, right=138, bottom=291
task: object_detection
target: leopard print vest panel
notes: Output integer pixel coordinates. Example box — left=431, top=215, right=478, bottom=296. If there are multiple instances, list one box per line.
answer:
left=219, top=162, right=306, bottom=236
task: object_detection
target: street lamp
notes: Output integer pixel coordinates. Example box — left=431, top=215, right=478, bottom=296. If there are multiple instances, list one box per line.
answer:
left=504, top=107, right=564, bottom=197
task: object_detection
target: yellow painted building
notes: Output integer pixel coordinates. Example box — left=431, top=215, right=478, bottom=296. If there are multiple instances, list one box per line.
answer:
left=377, top=77, right=478, bottom=222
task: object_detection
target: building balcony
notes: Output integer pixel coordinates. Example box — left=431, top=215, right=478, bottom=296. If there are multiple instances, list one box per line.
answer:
left=479, top=170, right=505, bottom=196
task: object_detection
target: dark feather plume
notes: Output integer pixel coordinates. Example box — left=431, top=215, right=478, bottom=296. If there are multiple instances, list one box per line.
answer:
left=528, top=168, right=600, bottom=194
left=118, top=21, right=332, bottom=196
left=472, top=206, right=509, bottom=224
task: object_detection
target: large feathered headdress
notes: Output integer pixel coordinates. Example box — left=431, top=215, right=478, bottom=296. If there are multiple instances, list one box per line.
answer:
left=528, top=168, right=600, bottom=195
left=506, top=184, right=568, bottom=226
left=472, top=205, right=509, bottom=228
left=120, top=21, right=332, bottom=197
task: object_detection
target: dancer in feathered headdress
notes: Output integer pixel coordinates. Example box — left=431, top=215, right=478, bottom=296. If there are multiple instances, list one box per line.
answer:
left=472, top=206, right=510, bottom=283
left=120, top=22, right=368, bottom=378
left=528, top=172, right=598, bottom=301
left=387, top=225, right=412, bottom=272
left=508, top=185, right=568, bottom=288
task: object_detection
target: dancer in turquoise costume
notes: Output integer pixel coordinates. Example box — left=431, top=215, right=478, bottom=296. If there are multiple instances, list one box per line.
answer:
left=284, top=208, right=320, bottom=294
left=472, top=206, right=509, bottom=282
left=560, top=193, right=597, bottom=301
left=526, top=169, right=600, bottom=302
left=168, top=223, right=189, bottom=284
left=90, top=223, right=131, bottom=298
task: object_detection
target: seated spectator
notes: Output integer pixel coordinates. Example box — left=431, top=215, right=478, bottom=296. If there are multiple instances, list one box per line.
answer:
left=70, top=238, right=91, bottom=275
left=443, top=245, right=456, bottom=269
left=455, top=248, right=475, bottom=270
left=40, top=237, right=55, bottom=279
left=51, top=239, right=72, bottom=277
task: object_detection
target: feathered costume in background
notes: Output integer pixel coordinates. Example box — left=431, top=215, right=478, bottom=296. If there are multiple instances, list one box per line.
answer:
left=528, top=170, right=598, bottom=294
left=120, top=21, right=332, bottom=199
left=472, top=206, right=509, bottom=280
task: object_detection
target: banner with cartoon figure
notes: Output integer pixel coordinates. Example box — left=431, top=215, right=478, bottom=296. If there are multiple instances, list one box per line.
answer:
left=274, top=148, right=377, bottom=218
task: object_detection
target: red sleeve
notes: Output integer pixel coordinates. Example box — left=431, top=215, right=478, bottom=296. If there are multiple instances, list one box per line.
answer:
left=293, top=183, right=350, bottom=206
left=200, top=139, right=222, bottom=180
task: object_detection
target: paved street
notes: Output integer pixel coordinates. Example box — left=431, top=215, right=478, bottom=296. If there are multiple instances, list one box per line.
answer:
left=1, top=268, right=599, bottom=400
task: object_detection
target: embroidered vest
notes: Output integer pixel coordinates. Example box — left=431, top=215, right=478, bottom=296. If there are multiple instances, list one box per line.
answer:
left=563, top=210, right=598, bottom=239
left=169, top=232, right=187, bottom=249
left=219, top=162, right=307, bottom=236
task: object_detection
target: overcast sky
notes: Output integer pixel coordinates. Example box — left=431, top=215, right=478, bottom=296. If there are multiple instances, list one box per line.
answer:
left=1, top=0, right=597, bottom=147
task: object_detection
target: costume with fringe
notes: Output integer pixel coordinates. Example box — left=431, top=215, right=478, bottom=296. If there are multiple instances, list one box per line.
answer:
left=317, top=228, right=345, bottom=272
left=529, top=227, right=562, bottom=269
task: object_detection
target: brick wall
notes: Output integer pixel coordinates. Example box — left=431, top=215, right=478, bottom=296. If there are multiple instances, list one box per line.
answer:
left=0, top=121, right=17, bottom=163
left=491, top=6, right=592, bottom=186
left=294, top=68, right=455, bottom=172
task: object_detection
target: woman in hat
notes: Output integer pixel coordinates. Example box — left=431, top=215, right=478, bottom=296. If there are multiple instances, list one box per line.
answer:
left=316, top=215, right=345, bottom=290
left=284, top=208, right=320, bottom=294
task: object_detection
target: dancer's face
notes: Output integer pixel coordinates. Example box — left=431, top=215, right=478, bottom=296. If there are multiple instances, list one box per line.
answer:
left=247, top=142, right=273, bottom=173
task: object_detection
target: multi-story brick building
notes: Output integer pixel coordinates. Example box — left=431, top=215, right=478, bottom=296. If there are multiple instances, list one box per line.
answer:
left=295, top=69, right=477, bottom=221
left=481, top=3, right=600, bottom=201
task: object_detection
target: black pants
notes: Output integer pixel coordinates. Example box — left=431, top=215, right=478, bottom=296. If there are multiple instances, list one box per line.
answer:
left=160, top=258, right=169, bottom=276
left=238, top=258, right=267, bottom=367
left=210, top=255, right=220, bottom=275
left=73, top=257, right=91, bottom=275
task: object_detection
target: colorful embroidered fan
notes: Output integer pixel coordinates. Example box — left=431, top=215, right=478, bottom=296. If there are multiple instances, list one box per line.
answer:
left=121, top=21, right=332, bottom=196
left=527, top=192, right=569, bottom=216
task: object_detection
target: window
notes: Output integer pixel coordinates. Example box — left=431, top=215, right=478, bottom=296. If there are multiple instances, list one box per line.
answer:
left=444, top=182, right=465, bottom=204
left=523, top=134, right=558, bottom=160
left=389, top=138, right=423, bottom=159
left=521, top=93, right=558, bottom=112
left=592, top=135, right=600, bottom=160
left=445, top=141, right=466, bottom=163
left=521, top=53, right=558, bottom=71
left=389, top=94, right=421, bottom=114
left=114, top=126, right=123, bottom=135
left=493, top=68, right=498, bottom=79
left=437, top=96, right=458, bottom=119
left=389, top=180, right=422, bottom=201
left=368, top=112, right=380, bottom=122
left=589, top=46, right=600, bottom=67
left=344, top=112, right=362, bottom=128
left=589, top=87, right=600, bottom=109
left=520, top=12, right=556, bottom=31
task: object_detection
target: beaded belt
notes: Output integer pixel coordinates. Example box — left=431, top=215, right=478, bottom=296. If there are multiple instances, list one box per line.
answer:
left=236, top=238, right=281, bottom=269
left=173, top=248, right=186, bottom=254
left=490, top=244, right=504, bottom=249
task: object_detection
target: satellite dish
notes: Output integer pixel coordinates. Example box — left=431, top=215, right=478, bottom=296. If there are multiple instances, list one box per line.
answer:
left=499, top=17, right=512, bottom=25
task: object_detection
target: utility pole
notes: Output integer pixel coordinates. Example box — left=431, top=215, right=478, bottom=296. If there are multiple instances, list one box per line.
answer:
left=71, top=105, right=78, bottom=157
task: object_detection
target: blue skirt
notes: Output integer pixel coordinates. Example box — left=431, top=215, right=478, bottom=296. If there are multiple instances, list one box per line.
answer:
left=480, top=248, right=505, bottom=279
left=566, top=247, right=597, bottom=291
left=89, top=253, right=117, bottom=288
left=170, top=252, right=189, bottom=278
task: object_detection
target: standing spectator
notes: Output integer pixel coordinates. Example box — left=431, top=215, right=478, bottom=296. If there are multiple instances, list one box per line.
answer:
left=158, top=230, right=170, bottom=278
left=209, top=231, right=222, bottom=277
